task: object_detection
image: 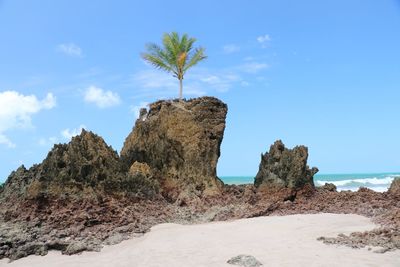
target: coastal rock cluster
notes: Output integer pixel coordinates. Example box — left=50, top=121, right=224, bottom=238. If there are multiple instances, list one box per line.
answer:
left=0, top=96, right=399, bottom=261
left=0, top=97, right=229, bottom=260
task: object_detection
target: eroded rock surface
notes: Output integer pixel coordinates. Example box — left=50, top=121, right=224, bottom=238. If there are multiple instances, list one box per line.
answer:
left=120, top=97, right=227, bottom=203
left=254, top=140, right=318, bottom=198
left=389, top=178, right=400, bottom=196
left=0, top=129, right=161, bottom=203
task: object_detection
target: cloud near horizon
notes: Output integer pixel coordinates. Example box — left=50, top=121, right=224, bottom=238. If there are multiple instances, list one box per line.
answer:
left=0, top=91, right=56, bottom=148
left=83, top=86, right=121, bottom=108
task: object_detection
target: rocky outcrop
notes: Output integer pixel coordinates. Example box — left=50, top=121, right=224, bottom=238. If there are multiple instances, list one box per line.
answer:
left=319, top=183, right=337, bottom=192
left=1, top=130, right=160, bottom=203
left=0, top=165, right=33, bottom=202
left=29, top=129, right=126, bottom=199
left=120, top=97, right=227, bottom=203
left=254, top=140, right=318, bottom=198
left=389, top=178, right=400, bottom=195
left=2, top=95, right=399, bottom=261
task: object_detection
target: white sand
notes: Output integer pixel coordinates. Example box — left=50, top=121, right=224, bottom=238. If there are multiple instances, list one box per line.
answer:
left=1, top=213, right=399, bottom=267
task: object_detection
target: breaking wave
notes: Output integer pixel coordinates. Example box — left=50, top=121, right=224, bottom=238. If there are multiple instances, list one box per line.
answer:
left=315, top=175, right=400, bottom=192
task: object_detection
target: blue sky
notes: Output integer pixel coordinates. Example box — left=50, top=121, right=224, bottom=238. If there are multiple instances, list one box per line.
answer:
left=1, top=0, right=400, bottom=181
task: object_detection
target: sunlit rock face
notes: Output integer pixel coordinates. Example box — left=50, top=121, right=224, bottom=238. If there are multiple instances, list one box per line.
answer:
left=121, top=97, right=228, bottom=203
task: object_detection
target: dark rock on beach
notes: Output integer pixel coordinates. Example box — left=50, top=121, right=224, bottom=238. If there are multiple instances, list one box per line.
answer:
left=254, top=140, right=318, bottom=199
left=227, top=254, right=263, bottom=266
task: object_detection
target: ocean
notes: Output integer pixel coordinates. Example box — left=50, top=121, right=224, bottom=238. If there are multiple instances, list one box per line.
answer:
left=220, top=172, right=400, bottom=192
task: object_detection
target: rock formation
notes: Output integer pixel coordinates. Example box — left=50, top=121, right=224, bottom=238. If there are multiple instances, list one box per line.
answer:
left=227, top=254, right=263, bottom=266
left=0, top=130, right=159, bottom=203
left=1, top=96, right=399, bottom=261
left=254, top=140, right=318, bottom=198
left=389, top=178, right=400, bottom=195
left=120, top=97, right=227, bottom=203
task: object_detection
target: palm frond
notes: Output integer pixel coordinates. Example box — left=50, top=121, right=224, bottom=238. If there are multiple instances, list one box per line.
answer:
left=183, top=47, right=207, bottom=72
left=162, top=32, right=179, bottom=63
left=141, top=53, right=175, bottom=73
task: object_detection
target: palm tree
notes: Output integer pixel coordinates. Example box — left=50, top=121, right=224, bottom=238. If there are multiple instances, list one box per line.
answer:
left=141, top=32, right=207, bottom=100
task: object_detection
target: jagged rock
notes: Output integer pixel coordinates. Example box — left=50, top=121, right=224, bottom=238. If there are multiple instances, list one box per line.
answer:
left=62, top=239, right=102, bottom=255
left=0, top=165, right=33, bottom=202
left=254, top=140, right=318, bottom=197
left=9, top=242, right=48, bottom=261
left=320, top=183, right=337, bottom=192
left=227, top=255, right=263, bottom=267
left=120, top=97, right=227, bottom=202
left=0, top=130, right=159, bottom=202
left=129, top=161, right=151, bottom=176
left=30, top=129, right=124, bottom=199
left=389, top=178, right=400, bottom=195
left=103, top=233, right=127, bottom=245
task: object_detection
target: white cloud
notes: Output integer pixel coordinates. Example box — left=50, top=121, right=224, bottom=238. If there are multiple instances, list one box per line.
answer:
left=131, top=55, right=270, bottom=98
left=133, top=70, right=177, bottom=90
left=130, top=101, right=149, bottom=119
left=0, top=91, right=56, bottom=148
left=223, top=44, right=240, bottom=54
left=238, top=62, right=269, bottom=73
left=61, top=124, right=86, bottom=140
left=130, top=70, right=206, bottom=98
left=57, top=43, right=83, bottom=57
left=84, top=86, right=121, bottom=108
left=257, top=34, right=271, bottom=48
left=38, top=136, right=58, bottom=147
left=132, top=67, right=245, bottom=97
left=0, top=134, right=15, bottom=148
left=193, top=72, right=241, bottom=92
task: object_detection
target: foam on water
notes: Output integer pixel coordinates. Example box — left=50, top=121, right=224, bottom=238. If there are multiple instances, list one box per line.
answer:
left=220, top=173, right=400, bottom=192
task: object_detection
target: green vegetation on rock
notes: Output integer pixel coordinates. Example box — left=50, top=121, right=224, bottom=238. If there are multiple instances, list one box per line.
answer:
left=141, top=32, right=207, bottom=99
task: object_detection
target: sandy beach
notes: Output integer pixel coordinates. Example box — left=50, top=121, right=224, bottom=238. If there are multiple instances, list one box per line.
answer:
left=1, top=213, right=399, bottom=267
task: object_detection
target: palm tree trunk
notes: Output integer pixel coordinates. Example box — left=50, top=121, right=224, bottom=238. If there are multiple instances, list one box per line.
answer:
left=179, top=79, right=183, bottom=100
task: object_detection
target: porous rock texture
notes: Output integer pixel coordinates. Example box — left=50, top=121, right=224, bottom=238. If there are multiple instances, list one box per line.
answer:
left=120, top=97, right=227, bottom=204
left=254, top=140, right=318, bottom=199
left=227, top=254, right=263, bottom=267
left=1, top=129, right=161, bottom=203
left=389, top=178, right=400, bottom=196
